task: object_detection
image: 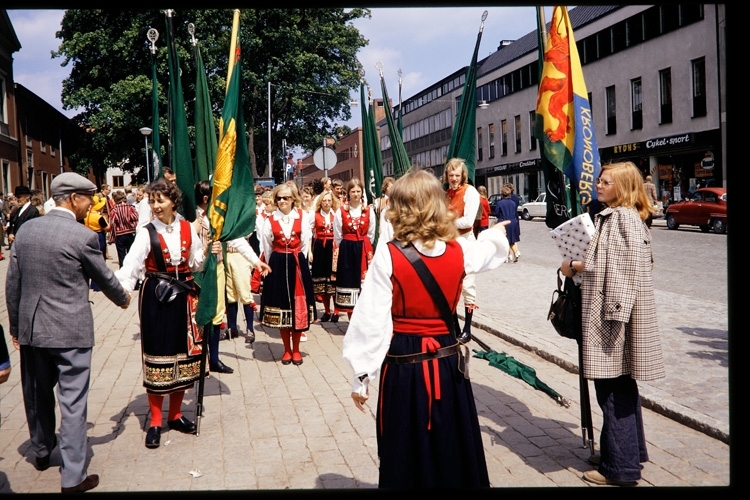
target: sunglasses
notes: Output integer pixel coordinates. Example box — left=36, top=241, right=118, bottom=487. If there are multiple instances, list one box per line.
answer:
left=596, top=178, right=615, bottom=186
left=276, top=196, right=291, bottom=201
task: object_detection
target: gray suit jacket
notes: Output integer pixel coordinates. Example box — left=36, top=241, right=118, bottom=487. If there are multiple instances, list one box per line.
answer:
left=5, top=208, right=129, bottom=348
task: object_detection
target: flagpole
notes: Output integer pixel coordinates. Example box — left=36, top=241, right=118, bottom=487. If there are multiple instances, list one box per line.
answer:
left=226, top=9, right=240, bottom=94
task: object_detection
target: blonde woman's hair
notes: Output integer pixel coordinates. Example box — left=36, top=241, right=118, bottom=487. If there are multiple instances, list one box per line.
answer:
left=478, top=185, right=488, bottom=197
left=601, top=161, right=657, bottom=221
left=387, top=170, right=458, bottom=249
left=270, top=183, right=302, bottom=209
left=314, top=190, right=340, bottom=212
left=261, top=191, right=275, bottom=212
left=442, top=158, right=468, bottom=186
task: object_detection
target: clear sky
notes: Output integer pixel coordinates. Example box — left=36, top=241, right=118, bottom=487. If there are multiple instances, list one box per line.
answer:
left=7, top=7, right=549, bottom=128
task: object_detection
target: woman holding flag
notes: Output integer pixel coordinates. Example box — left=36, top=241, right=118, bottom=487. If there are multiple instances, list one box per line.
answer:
left=116, top=178, right=220, bottom=449
left=259, top=183, right=315, bottom=365
left=561, top=162, right=662, bottom=486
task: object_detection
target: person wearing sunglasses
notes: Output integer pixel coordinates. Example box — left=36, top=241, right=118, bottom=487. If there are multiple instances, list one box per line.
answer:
left=259, top=184, right=315, bottom=365
left=561, top=162, right=662, bottom=486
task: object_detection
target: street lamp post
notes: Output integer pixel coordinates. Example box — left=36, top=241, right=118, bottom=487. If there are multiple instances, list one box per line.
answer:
left=140, top=127, right=153, bottom=184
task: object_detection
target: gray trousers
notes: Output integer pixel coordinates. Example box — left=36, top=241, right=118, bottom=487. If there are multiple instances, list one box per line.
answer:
left=20, top=345, right=91, bottom=488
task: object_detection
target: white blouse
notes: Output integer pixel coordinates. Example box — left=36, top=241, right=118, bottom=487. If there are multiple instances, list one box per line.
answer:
left=115, top=217, right=205, bottom=292
left=342, top=228, right=510, bottom=395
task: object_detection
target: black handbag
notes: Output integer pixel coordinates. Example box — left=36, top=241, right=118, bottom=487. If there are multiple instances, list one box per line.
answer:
left=547, top=268, right=582, bottom=341
left=145, top=223, right=199, bottom=303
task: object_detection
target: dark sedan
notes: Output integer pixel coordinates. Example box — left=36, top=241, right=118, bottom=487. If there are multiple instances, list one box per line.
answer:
left=665, top=187, right=726, bottom=234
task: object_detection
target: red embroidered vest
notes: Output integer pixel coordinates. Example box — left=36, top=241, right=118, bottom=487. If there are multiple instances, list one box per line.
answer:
left=144, top=220, right=193, bottom=274
left=270, top=209, right=303, bottom=253
left=314, top=211, right=334, bottom=240
left=340, top=205, right=370, bottom=241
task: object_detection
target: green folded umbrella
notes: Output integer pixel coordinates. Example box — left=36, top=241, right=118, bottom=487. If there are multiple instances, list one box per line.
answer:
left=473, top=347, right=570, bottom=408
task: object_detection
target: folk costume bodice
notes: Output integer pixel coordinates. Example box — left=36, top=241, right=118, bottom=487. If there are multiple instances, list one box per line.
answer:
left=388, top=240, right=464, bottom=335
left=270, top=209, right=303, bottom=253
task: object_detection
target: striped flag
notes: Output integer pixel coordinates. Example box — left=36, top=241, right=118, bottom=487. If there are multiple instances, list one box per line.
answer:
left=535, top=6, right=600, bottom=216
left=195, top=10, right=256, bottom=326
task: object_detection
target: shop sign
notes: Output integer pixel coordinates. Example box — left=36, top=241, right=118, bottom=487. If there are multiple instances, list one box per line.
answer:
left=645, top=133, right=692, bottom=150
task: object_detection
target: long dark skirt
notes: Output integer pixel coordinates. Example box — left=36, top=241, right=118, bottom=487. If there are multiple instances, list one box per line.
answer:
left=260, top=251, right=315, bottom=331
left=376, top=333, right=490, bottom=488
left=334, top=239, right=364, bottom=311
left=138, top=276, right=202, bottom=395
left=311, top=238, right=336, bottom=295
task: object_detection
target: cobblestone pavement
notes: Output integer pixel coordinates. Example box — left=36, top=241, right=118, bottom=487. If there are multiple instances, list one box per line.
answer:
left=0, top=237, right=731, bottom=492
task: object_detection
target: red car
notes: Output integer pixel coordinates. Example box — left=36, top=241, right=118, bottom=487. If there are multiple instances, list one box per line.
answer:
left=665, top=187, right=727, bottom=234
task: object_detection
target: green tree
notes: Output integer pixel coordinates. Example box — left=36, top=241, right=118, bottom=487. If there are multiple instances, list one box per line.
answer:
left=54, top=8, right=368, bottom=183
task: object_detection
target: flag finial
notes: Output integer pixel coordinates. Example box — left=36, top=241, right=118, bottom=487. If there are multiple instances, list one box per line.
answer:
left=188, top=23, right=197, bottom=46
left=375, top=61, right=384, bottom=78
left=480, top=11, right=488, bottom=33
left=147, top=28, right=159, bottom=55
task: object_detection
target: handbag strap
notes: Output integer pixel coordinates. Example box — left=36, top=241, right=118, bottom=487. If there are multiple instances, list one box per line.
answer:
left=390, top=241, right=459, bottom=340
left=145, top=223, right=168, bottom=273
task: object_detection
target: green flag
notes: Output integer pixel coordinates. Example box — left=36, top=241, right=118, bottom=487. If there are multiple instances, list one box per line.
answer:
left=446, top=11, right=487, bottom=185
left=361, top=81, right=382, bottom=203
left=193, top=38, right=218, bottom=182
left=165, top=9, right=196, bottom=222
left=378, top=67, right=410, bottom=178
left=196, top=18, right=256, bottom=326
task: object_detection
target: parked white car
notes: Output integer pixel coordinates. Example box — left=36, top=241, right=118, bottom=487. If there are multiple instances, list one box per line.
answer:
left=518, top=193, right=547, bottom=220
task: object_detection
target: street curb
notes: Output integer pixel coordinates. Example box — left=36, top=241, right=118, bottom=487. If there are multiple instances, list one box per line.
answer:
left=464, top=315, right=730, bottom=445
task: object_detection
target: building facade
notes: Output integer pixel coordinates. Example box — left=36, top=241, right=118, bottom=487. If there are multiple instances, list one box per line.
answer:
left=379, top=4, right=726, bottom=204
left=1, top=11, right=86, bottom=201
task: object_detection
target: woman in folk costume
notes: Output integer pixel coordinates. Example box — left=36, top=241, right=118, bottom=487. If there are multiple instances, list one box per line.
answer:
left=259, top=184, right=315, bottom=365
left=343, top=170, right=510, bottom=488
left=561, top=162, right=663, bottom=486
left=116, top=178, right=219, bottom=449
left=333, top=178, right=376, bottom=319
left=311, top=190, right=341, bottom=322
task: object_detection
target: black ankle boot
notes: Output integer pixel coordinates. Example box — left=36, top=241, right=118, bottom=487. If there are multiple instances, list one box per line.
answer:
left=458, top=306, right=473, bottom=343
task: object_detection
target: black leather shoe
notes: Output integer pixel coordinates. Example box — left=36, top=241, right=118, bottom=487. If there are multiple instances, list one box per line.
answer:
left=229, top=328, right=240, bottom=339
left=167, top=416, right=197, bottom=434
left=62, top=474, right=100, bottom=493
left=319, top=313, right=331, bottom=322
left=35, top=454, right=51, bottom=471
left=245, top=330, right=255, bottom=344
left=457, top=329, right=471, bottom=344
left=145, top=426, right=161, bottom=448
left=35, top=435, right=57, bottom=471
left=330, top=314, right=339, bottom=323
left=209, top=360, right=234, bottom=374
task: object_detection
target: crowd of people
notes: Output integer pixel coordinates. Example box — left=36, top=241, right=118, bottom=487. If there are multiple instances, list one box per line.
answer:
left=2, top=158, right=664, bottom=490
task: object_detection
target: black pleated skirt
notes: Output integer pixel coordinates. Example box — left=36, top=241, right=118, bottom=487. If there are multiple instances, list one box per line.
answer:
left=138, top=276, right=202, bottom=395
left=376, top=333, right=490, bottom=488
left=260, top=251, right=315, bottom=330
left=311, top=238, right=336, bottom=295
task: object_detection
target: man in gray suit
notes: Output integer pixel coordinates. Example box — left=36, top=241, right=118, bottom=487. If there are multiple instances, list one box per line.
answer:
left=5, top=172, right=131, bottom=493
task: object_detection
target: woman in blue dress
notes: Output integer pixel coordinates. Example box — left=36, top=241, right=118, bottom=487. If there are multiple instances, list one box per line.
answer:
left=495, top=184, right=521, bottom=262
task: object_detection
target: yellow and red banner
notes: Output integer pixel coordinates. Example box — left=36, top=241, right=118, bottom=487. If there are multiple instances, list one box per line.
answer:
left=535, top=6, right=600, bottom=211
